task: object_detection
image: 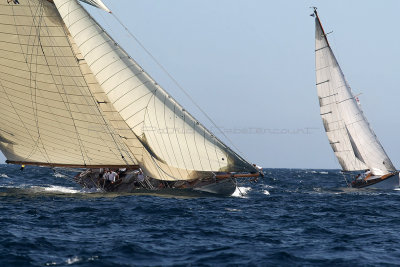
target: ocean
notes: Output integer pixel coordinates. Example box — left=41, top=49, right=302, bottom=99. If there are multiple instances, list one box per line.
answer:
left=1, top=165, right=400, bottom=266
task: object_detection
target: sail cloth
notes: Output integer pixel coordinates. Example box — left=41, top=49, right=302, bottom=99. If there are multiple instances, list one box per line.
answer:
left=79, top=0, right=110, bottom=13
left=314, top=11, right=396, bottom=175
left=0, top=0, right=135, bottom=166
left=0, top=0, right=256, bottom=180
left=53, top=0, right=257, bottom=181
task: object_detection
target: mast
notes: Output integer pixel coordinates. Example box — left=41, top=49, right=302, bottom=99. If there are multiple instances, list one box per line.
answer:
left=313, top=8, right=396, bottom=175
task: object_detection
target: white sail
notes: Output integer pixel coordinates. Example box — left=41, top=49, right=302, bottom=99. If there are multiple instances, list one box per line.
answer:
left=0, top=0, right=256, bottom=180
left=0, top=0, right=135, bottom=167
left=79, top=0, right=110, bottom=13
left=314, top=11, right=395, bottom=175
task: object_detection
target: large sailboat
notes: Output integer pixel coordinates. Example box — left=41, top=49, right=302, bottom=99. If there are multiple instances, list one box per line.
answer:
left=313, top=8, right=398, bottom=189
left=0, top=0, right=262, bottom=196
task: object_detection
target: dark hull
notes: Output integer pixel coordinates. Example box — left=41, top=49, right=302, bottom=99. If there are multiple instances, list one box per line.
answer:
left=351, top=172, right=399, bottom=189
left=74, top=169, right=237, bottom=197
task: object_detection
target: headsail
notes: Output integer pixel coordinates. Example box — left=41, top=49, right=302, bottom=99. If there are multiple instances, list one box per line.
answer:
left=314, top=9, right=395, bottom=175
left=0, top=0, right=257, bottom=180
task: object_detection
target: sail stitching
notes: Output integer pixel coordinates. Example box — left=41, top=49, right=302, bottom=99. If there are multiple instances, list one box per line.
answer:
left=7, top=0, right=51, bottom=162
left=110, top=12, right=247, bottom=159
left=0, top=0, right=134, bottom=165
left=52, top=15, right=136, bottom=166
left=316, top=16, right=366, bottom=171
left=51, top=0, right=257, bottom=180
left=22, top=1, right=44, bottom=161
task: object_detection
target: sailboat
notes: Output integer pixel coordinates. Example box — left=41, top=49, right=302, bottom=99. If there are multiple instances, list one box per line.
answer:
left=0, top=0, right=262, bottom=196
left=313, top=8, right=399, bottom=189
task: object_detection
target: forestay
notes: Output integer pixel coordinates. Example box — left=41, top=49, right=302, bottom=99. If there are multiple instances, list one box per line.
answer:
left=314, top=10, right=395, bottom=175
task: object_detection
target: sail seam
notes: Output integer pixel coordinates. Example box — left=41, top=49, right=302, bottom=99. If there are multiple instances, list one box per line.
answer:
left=315, top=46, right=328, bottom=52
left=59, top=22, right=137, bottom=166
left=316, top=80, right=329, bottom=85
left=109, top=12, right=251, bottom=164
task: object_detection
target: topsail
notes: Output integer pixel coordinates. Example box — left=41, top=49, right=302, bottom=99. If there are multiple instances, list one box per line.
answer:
left=0, top=0, right=257, bottom=181
left=314, top=9, right=395, bottom=175
left=79, top=0, right=110, bottom=13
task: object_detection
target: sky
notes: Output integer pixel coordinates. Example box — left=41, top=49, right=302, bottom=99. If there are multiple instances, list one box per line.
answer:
left=2, top=0, right=400, bottom=169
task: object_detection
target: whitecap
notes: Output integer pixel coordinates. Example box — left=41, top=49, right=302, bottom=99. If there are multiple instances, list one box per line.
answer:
left=53, top=172, right=67, bottom=178
left=0, top=174, right=9, bottom=178
left=263, top=184, right=274, bottom=189
left=225, top=208, right=241, bottom=212
left=66, top=256, right=81, bottom=265
left=44, top=185, right=80, bottom=194
left=319, top=171, right=329, bottom=174
left=263, top=190, right=270, bottom=195
left=232, top=186, right=251, bottom=198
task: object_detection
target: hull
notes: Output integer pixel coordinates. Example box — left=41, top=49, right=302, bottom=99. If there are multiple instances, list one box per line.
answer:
left=193, top=178, right=237, bottom=196
left=351, top=172, right=399, bottom=189
left=75, top=169, right=238, bottom=197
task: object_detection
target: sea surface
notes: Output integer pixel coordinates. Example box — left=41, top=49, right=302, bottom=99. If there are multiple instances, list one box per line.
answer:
left=1, top=165, right=400, bottom=266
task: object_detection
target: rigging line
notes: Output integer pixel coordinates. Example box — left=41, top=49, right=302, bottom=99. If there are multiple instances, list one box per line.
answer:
left=0, top=80, right=43, bottom=159
left=172, top=104, right=191, bottom=176
left=8, top=1, right=39, bottom=159
left=321, top=29, right=357, bottom=168
left=42, top=13, right=132, bottom=166
left=8, top=1, right=49, bottom=162
left=38, top=34, right=88, bottom=166
left=38, top=12, right=137, bottom=167
left=233, top=178, right=244, bottom=197
left=28, top=1, right=53, bottom=163
left=143, top=95, right=176, bottom=176
left=149, top=153, right=180, bottom=181
left=110, top=13, right=245, bottom=156
left=161, top=94, right=182, bottom=171
left=56, top=23, right=136, bottom=167
left=37, top=9, right=99, bottom=165
left=151, top=92, right=177, bottom=170
left=17, top=1, right=42, bottom=160
left=341, top=171, right=350, bottom=187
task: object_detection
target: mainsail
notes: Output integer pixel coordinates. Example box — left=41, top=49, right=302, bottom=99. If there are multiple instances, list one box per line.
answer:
left=0, top=0, right=257, bottom=181
left=314, top=9, right=395, bottom=175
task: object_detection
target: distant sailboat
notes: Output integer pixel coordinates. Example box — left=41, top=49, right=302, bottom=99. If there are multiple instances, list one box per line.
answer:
left=0, top=0, right=262, bottom=196
left=313, top=8, right=399, bottom=189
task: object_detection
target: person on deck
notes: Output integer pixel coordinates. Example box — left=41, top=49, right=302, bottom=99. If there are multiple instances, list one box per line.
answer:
left=102, top=170, right=110, bottom=181
left=137, top=169, right=145, bottom=183
left=108, top=170, right=119, bottom=183
left=363, top=170, right=371, bottom=179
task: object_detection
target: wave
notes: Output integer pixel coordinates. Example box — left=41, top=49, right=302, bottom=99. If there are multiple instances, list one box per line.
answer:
left=52, top=172, right=68, bottom=178
left=0, top=184, right=82, bottom=194
left=42, top=185, right=81, bottom=194
left=232, top=186, right=251, bottom=198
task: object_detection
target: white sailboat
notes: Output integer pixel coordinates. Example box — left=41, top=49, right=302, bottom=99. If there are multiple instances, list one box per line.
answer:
left=0, top=0, right=262, bottom=196
left=313, top=8, right=398, bottom=189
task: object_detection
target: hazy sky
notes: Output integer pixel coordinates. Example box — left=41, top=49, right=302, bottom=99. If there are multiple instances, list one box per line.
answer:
left=2, top=0, right=400, bottom=169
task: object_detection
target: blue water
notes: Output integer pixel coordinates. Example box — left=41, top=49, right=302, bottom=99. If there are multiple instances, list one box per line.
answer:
left=1, top=165, right=400, bottom=266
